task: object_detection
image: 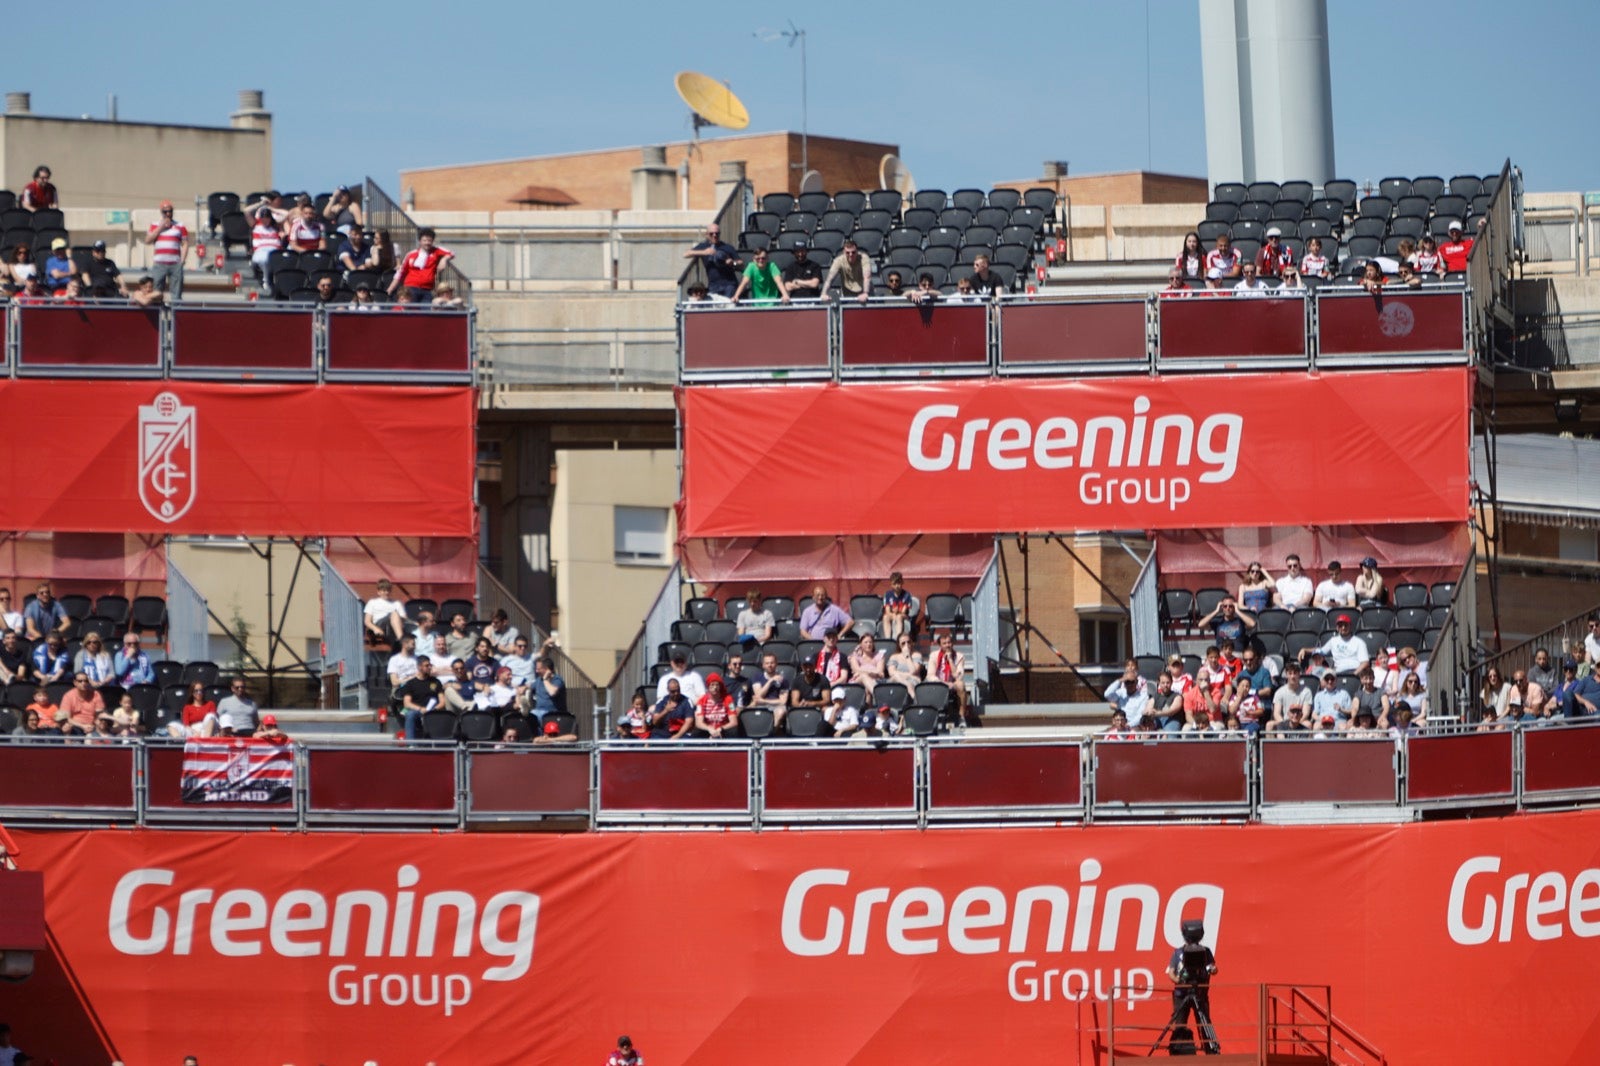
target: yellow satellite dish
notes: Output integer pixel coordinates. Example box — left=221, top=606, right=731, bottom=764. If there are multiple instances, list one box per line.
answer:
left=675, top=71, right=751, bottom=133
left=880, top=154, right=916, bottom=196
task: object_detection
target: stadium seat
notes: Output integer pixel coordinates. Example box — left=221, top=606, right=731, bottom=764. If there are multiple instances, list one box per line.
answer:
left=885, top=247, right=921, bottom=271
left=1232, top=219, right=1264, bottom=243
left=938, top=208, right=973, bottom=231
left=855, top=209, right=894, bottom=234
left=874, top=682, right=911, bottom=712
left=499, top=712, right=533, bottom=741
left=990, top=263, right=1018, bottom=291
left=975, top=206, right=1011, bottom=231
left=795, top=641, right=822, bottom=667
left=219, top=211, right=252, bottom=256
left=59, top=592, right=92, bottom=618
left=902, top=706, right=940, bottom=736
left=182, top=661, right=220, bottom=686
left=1421, top=629, right=1441, bottom=653
left=1009, top=206, right=1047, bottom=233
left=1381, top=236, right=1408, bottom=257
left=1389, top=217, right=1424, bottom=240
left=1247, top=181, right=1281, bottom=204
left=0, top=708, right=16, bottom=735
left=914, top=264, right=948, bottom=288
left=704, top=620, right=738, bottom=645
left=956, top=246, right=990, bottom=267
left=78, top=616, right=116, bottom=643
left=926, top=227, right=962, bottom=250
left=1279, top=180, right=1315, bottom=206
left=1356, top=196, right=1392, bottom=220
left=1388, top=628, right=1423, bottom=653
left=1205, top=201, right=1240, bottom=223
left=1429, top=606, right=1451, bottom=628
left=784, top=708, right=824, bottom=738
left=791, top=192, right=828, bottom=217
left=1269, top=200, right=1304, bottom=223
left=30, top=208, right=64, bottom=231
left=692, top=642, right=726, bottom=666
left=1255, top=632, right=1286, bottom=658
left=682, top=598, right=718, bottom=624
left=963, top=224, right=998, bottom=249
left=1135, top=655, right=1165, bottom=683
left=1339, top=256, right=1371, bottom=278
left=206, top=192, right=240, bottom=234
left=850, top=230, right=884, bottom=257
left=1447, top=175, right=1483, bottom=200
left=1428, top=582, right=1456, bottom=608
left=270, top=269, right=308, bottom=300
left=832, top=190, right=866, bottom=216
left=421, top=711, right=458, bottom=740
left=1289, top=608, right=1326, bottom=634
left=950, top=189, right=986, bottom=214
left=867, top=189, right=903, bottom=216
left=1255, top=608, right=1291, bottom=636
left=0, top=191, right=14, bottom=212
left=1377, top=177, right=1412, bottom=202
left=458, top=710, right=497, bottom=742
left=993, top=245, right=1031, bottom=273
left=914, top=682, right=953, bottom=714
left=1426, top=217, right=1459, bottom=240
left=885, top=227, right=923, bottom=252
left=775, top=232, right=808, bottom=253
left=1359, top=607, right=1394, bottom=632
left=837, top=683, right=867, bottom=710
left=781, top=211, right=818, bottom=235
left=5, top=680, right=35, bottom=710
left=1392, top=196, right=1430, bottom=220
left=747, top=212, right=781, bottom=239
left=1393, top=607, right=1431, bottom=633
left=921, top=246, right=958, bottom=269
left=738, top=230, right=770, bottom=252
left=924, top=594, right=960, bottom=631
left=1306, top=198, right=1344, bottom=226
left=760, top=641, right=795, bottom=665
left=819, top=210, right=856, bottom=234
left=1197, top=220, right=1230, bottom=243
left=1433, top=195, right=1469, bottom=222
left=1410, top=176, right=1446, bottom=202
left=1213, top=183, right=1247, bottom=205
left=131, top=596, right=168, bottom=638
left=765, top=596, right=795, bottom=621
left=1236, top=202, right=1273, bottom=223
left=1160, top=589, right=1194, bottom=625
left=902, top=208, right=937, bottom=233
left=1344, top=236, right=1381, bottom=260
left=1481, top=175, right=1502, bottom=197
left=761, top=192, right=795, bottom=216
left=988, top=188, right=1023, bottom=212
left=912, top=190, right=948, bottom=212
left=1191, top=588, right=1228, bottom=622
left=1390, top=583, right=1429, bottom=609
left=740, top=708, right=776, bottom=739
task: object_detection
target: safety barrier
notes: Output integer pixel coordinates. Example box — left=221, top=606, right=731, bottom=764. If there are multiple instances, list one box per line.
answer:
left=5, top=718, right=1600, bottom=830
left=677, top=286, right=1472, bottom=383
left=2, top=300, right=474, bottom=383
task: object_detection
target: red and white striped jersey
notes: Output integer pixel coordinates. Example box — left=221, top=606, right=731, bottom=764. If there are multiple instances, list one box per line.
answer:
left=286, top=217, right=324, bottom=251
left=252, top=223, right=281, bottom=256
left=148, top=221, right=188, bottom=264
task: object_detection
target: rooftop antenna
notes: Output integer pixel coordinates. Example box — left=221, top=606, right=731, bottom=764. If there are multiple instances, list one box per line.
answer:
left=755, top=22, right=807, bottom=182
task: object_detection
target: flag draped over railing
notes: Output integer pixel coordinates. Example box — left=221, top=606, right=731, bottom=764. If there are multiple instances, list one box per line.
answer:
left=180, top=739, right=294, bottom=804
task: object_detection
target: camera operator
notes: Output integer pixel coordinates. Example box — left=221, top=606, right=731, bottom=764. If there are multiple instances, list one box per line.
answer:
left=1165, top=920, right=1220, bottom=1055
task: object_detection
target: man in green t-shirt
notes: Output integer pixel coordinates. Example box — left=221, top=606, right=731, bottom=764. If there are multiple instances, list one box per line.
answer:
left=731, top=248, right=790, bottom=305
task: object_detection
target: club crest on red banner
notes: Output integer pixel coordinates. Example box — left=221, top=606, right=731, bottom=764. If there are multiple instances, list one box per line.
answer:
left=137, top=391, right=197, bottom=523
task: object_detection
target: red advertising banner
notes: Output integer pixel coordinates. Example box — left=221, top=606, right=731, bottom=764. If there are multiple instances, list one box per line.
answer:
left=12, top=811, right=1600, bottom=1064
left=0, top=381, right=476, bottom=537
left=681, top=369, right=1473, bottom=537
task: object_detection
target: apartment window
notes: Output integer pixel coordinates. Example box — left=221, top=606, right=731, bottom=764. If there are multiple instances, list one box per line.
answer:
left=1078, top=617, right=1127, bottom=666
left=614, top=506, right=669, bottom=564
left=1558, top=527, right=1598, bottom=563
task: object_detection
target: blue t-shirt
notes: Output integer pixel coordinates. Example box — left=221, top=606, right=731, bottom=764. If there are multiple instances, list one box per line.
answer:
left=45, top=254, right=74, bottom=290
left=532, top=672, right=567, bottom=717
left=24, top=598, right=67, bottom=634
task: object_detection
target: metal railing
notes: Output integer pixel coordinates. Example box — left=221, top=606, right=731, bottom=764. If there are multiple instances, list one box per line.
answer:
left=478, top=325, right=675, bottom=389
left=318, top=554, right=367, bottom=711
left=1471, top=598, right=1600, bottom=714
left=1129, top=549, right=1161, bottom=658
left=1516, top=311, right=1600, bottom=368
left=476, top=563, right=602, bottom=739
left=675, top=178, right=754, bottom=299
left=1425, top=551, right=1478, bottom=721
left=164, top=551, right=210, bottom=664
left=363, top=177, right=473, bottom=301
left=972, top=547, right=1001, bottom=687
left=604, top=562, right=684, bottom=725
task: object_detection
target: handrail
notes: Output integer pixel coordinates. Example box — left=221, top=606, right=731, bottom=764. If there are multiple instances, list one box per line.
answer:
left=675, top=178, right=754, bottom=298
left=1472, top=597, right=1600, bottom=708
left=364, top=176, right=473, bottom=302
left=476, top=563, right=602, bottom=739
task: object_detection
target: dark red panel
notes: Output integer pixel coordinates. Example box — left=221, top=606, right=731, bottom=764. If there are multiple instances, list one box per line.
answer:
left=1158, top=293, right=1307, bottom=360
left=146, top=745, right=292, bottom=811
left=763, top=746, right=916, bottom=810
left=0, top=745, right=135, bottom=809
left=469, top=749, right=590, bottom=813
left=682, top=307, right=830, bottom=372
left=598, top=748, right=750, bottom=812
left=840, top=304, right=988, bottom=368
left=171, top=308, right=316, bottom=375
left=1317, top=291, right=1465, bottom=356
left=1522, top=726, right=1600, bottom=796
left=1406, top=731, right=1514, bottom=801
left=325, top=310, right=471, bottom=376
left=1094, top=738, right=1249, bottom=805
left=17, top=304, right=161, bottom=370
left=999, top=300, right=1147, bottom=364
left=928, top=744, right=1082, bottom=809
left=308, top=749, right=456, bottom=812
left=0, top=870, right=44, bottom=948
left=1259, top=739, right=1397, bottom=804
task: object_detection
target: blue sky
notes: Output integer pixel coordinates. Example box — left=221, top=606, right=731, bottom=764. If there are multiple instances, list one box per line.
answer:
left=14, top=1, right=1597, bottom=194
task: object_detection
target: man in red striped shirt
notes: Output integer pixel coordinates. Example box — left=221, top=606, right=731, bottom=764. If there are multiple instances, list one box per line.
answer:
left=143, top=199, right=190, bottom=299
left=387, top=227, right=455, bottom=302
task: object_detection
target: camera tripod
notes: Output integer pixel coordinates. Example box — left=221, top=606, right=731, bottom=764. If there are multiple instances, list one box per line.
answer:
left=1153, top=982, right=1221, bottom=1055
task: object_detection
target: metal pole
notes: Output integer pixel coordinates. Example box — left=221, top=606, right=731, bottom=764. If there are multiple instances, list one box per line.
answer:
left=798, top=26, right=808, bottom=179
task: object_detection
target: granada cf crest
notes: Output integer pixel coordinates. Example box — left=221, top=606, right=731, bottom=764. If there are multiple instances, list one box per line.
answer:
left=138, top=391, right=197, bottom=523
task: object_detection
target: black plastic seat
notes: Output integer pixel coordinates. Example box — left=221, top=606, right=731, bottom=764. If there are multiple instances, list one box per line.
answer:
left=901, top=208, right=937, bottom=234
left=1410, top=177, right=1446, bottom=202
left=693, top=642, right=726, bottom=665
left=672, top=621, right=705, bottom=644
left=1192, top=588, right=1228, bottom=622
left=761, top=192, right=795, bottom=216
left=741, top=708, right=776, bottom=739
left=874, top=682, right=911, bottom=712
left=766, top=596, right=796, bottom=621
left=911, top=189, right=948, bottom=212
left=1447, top=175, right=1483, bottom=200
left=1236, top=202, right=1273, bottom=223
left=1205, top=201, right=1240, bottom=223
left=1359, top=607, right=1394, bottom=632
left=1289, top=608, right=1326, bottom=634
left=181, top=661, right=220, bottom=686
left=937, top=207, right=973, bottom=231
left=989, top=188, right=1023, bottom=212
left=79, top=616, right=116, bottom=642
left=1212, top=183, right=1247, bottom=205
left=831, top=190, right=866, bottom=215
left=1391, top=583, right=1429, bottom=609
left=795, top=191, right=831, bottom=216
left=1279, top=181, right=1315, bottom=205
left=684, top=598, right=719, bottom=624
left=914, top=682, right=952, bottom=713
left=1008, top=206, right=1047, bottom=234
left=1394, top=607, right=1431, bottom=632
left=1377, top=177, right=1412, bottom=201
left=458, top=710, right=497, bottom=742
left=819, top=210, right=856, bottom=234
left=925, top=226, right=962, bottom=250
left=867, top=189, right=903, bottom=216
left=747, top=211, right=781, bottom=238
left=781, top=211, right=818, bottom=235
left=1428, top=583, right=1456, bottom=607
left=902, top=706, right=940, bottom=736
left=784, top=708, right=824, bottom=738
left=421, top=711, right=458, bottom=740
left=1255, top=608, right=1292, bottom=635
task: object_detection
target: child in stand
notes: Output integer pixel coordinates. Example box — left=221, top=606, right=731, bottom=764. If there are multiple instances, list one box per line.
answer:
left=882, top=571, right=913, bottom=642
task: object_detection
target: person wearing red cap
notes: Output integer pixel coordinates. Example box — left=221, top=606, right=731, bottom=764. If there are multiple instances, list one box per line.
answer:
left=693, top=673, right=739, bottom=739
left=535, top=716, right=577, bottom=744
left=256, top=713, right=288, bottom=743
left=1302, top=612, right=1369, bottom=675
left=143, top=199, right=190, bottom=299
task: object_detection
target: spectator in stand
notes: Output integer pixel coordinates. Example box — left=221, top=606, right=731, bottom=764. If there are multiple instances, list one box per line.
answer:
left=477, top=665, right=523, bottom=713
left=400, top=658, right=446, bottom=740
left=849, top=633, right=886, bottom=698
left=256, top=713, right=288, bottom=743
left=31, top=632, right=68, bottom=685
left=444, top=612, right=476, bottom=660
left=466, top=636, right=500, bottom=692
left=749, top=652, right=789, bottom=725
left=372, top=228, right=397, bottom=275
left=813, top=627, right=848, bottom=685
left=1354, top=558, right=1385, bottom=607
left=337, top=223, right=378, bottom=275
left=243, top=190, right=291, bottom=226
left=128, top=276, right=165, bottom=307
left=388, top=228, right=455, bottom=303
left=216, top=677, right=260, bottom=736
left=0, top=588, right=20, bottom=635
left=1197, top=596, right=1256, bottom=644
left=968, top=254, right=1004, bottom=300
left=350, top=284, right=378, bottom=309
left=1395, top=262, right=1423, bottom=289
left=386, top=634, right=419, bottom=723
left=61, top=672, right=105, bottom=734
left=529, top=655, right=567, bottom=724
left=23, top=582, right=71, bottom=639
left=789, top=657, right=834, bottom=726
left=11, top=706, right=45, bottom=737
left=29, top=690, right=68, bottom=736
left=177, top=681, right=217, bottom=738
left=1312, top=670, right=1353, bottom=730
left=730, top=247, right=789, bottom=305
left=692, top=673, right=739, bottom=738
left=1267, top=703, right=1310, bottom=734
left=1271, top=662, right=1315, bottom=727
left=411, top=608, right=439, bottom=651
left=1296, top=237, right=1331, bottom=281
left=887, top=632, right=924, bottom=687
left=1229, top=675, right=1266, bottom=732
left=481, top=609, right=519, bottom=655
left=441, top=659, right=476, bottom=712
left=616, top=691, right=654, bottom=739
left=1548, top=660, right=1580, bottom=717
left=734, top=589, right=775, bottom=649
left=1146, top=672, right=1183, bottom=732
left=1506, top=669, right=1548, bottom=719
left=1237, top=562, right=1274, bottom=613
left=656, top=650, right=706, bottom=704
left=1102, top=708, right=1136, bottom=739
left=799, top=585, right=852, bottom=641
left=1411, top=235, right=1446, bottom=278
left=683, top=282, right=727, bottom=304
left=1195, top=645, right=1231, bottom=722
left=323, top=185, right=364, bottom=235
left=22, top=165, right=58, bottom=210
left=362, top=578, right=407, bottom=647
left=424, top=633, right=454, bottom=678
left=1236, top=645, right=1275, bottom=703
left=284, top=199, right=326, bottom=253
left=1257, top=228, right=1292, bottom=278
left=1279, top=264, right=1305, bottom=290
left=54, top=278, right=84, bottom=303
left=1306, top=612, right=1369, bottom=674
left=12, top=275, right=49, bottom=304
left=682, top=223, right=743, bottom=299
left=250, top=208, right=283, bottom=292
left=312, top=275, right=340, bottom=306
left=1204, top=233, right=1242, bottom=287
left=1313, top=561, right=1356, bottom=609
left=75, top=632, right=113, bottom=688
left=881, top=270, right=907, bottom=299
left=432, top=284, right=465, bottom=308
left=0, top=630, right=31, bottom=686
left=144, top=200, right=190, bottom=299
left=1162, top=267, right=1190, bottom=295
left=858, top=702, right=903, bottom=738
left=1528, top=647, right=1559, bottom=695
left=1232, top=261, right=1268, bottom=295
left=1439, top=221, right=1473, bottom=273
left=4, top=244, right=36, bottom=294
left=882, top=571, right=913, bottom=642
left=651, top=677, right=695, bottom=739
left=1586, top=616, right=1600, bottom=668
left=43, top=239, right=74, bottom=293
left=606, top=1035, right=643, bottom=1066
left=1382, top=672, right=1428, bottom=728
left=1353, top=667, right=1385, bottom=725
left=1358, top=260, right=1385, bottom=294
left=908, top=272, right=941, bottom=305
left=1174, top=232, right=1205, bottom=281
left=85, top=711, right=119, bottom=744
left=1478, top=666, right=1510, bottom=718
left=821, top=237, right=873, bottom=303
left=928, top=630, right=971, bottom=725
left=1104, top=660, right=1151, bottom=728
left=720, top=650, right=751, bottom=708
left=1561, top=662, right=1600, bottom=717
left=112, top=692, right=140, bottom=733
left=499, top=635, right=535, bottom=688
left=948, top=275, right=978, bottom=303
left=781, top=242, right=823, bottom=298
left=1273, top=554, right=1313, bottom=609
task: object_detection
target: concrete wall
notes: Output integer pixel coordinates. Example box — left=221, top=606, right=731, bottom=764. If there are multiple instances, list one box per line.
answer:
left=549, top=449, right=680, bottom=681
left=2, top=116, right=270, bottom=209
left=402, top=132, right=896, bottom=214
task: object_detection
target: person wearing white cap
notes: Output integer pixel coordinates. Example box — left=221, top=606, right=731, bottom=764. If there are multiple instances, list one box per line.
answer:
left=1439, top=219, right=1473, bottom=272
left=1255, top=226, right=1292, bottom=279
